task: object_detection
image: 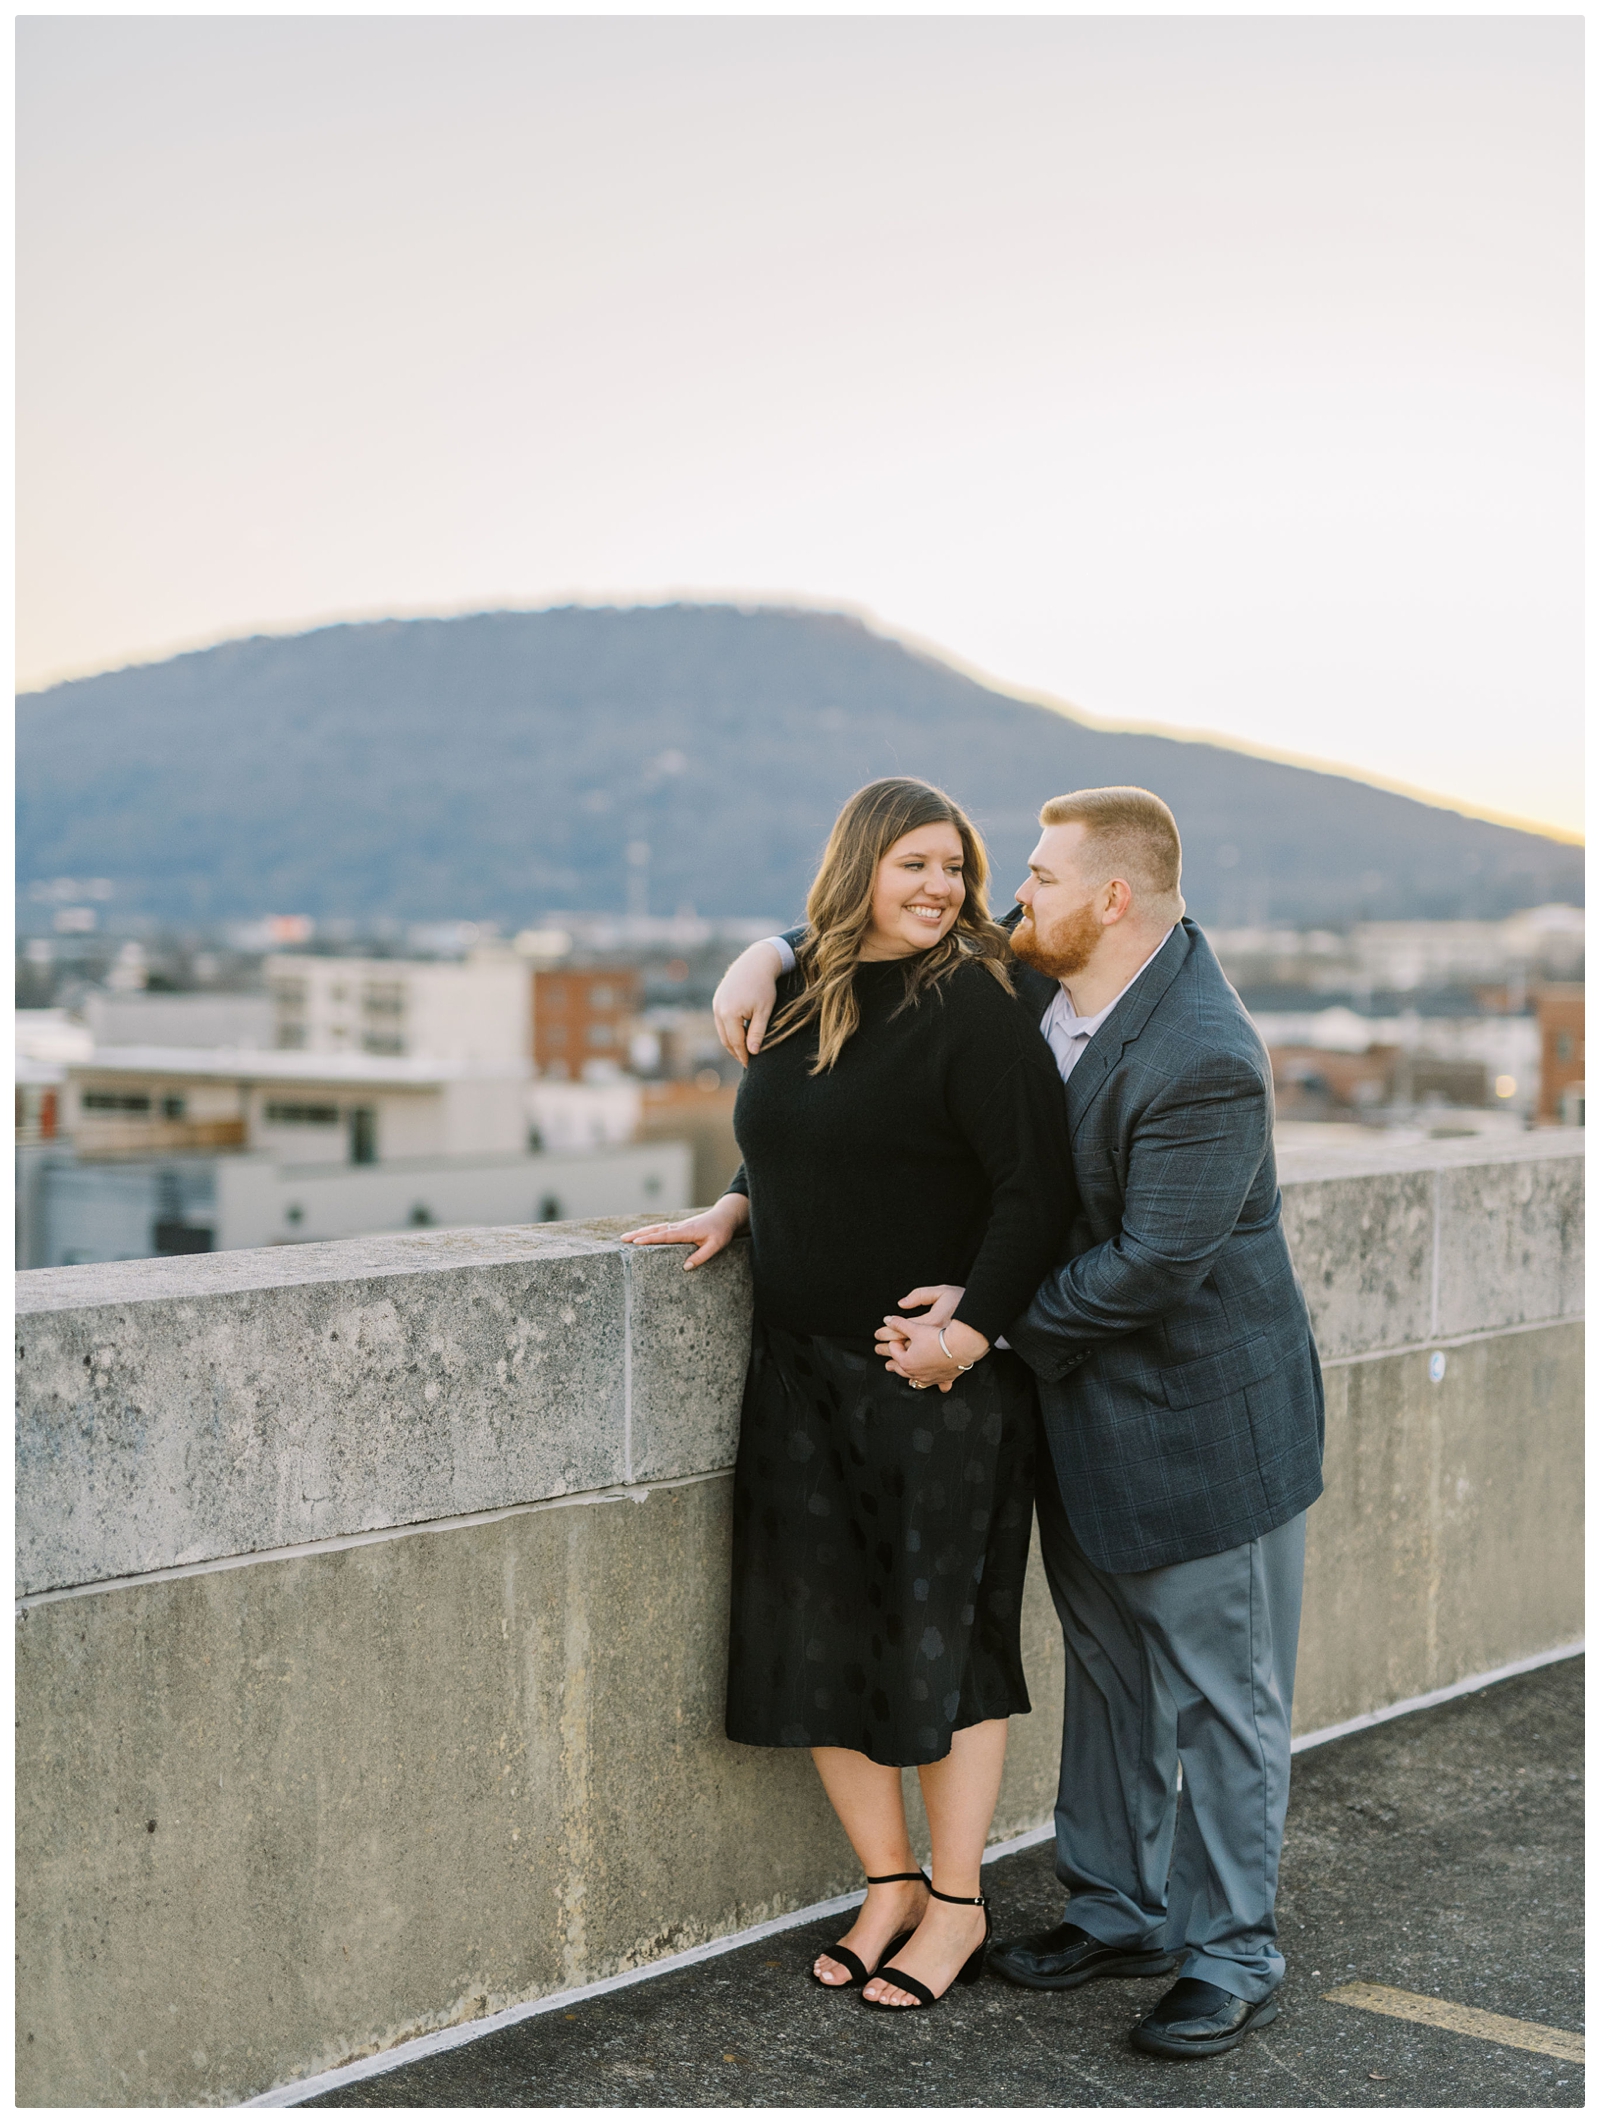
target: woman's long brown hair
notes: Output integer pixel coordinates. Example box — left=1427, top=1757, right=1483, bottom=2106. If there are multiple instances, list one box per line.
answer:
left=763, top=777, right=1013, bottom=1073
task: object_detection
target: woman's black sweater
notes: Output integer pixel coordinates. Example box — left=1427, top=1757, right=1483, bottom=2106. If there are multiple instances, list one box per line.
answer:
left=727, top=955, right=1075, bottom=1345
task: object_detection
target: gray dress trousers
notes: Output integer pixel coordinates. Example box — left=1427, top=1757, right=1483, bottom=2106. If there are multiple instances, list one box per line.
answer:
left=1034, top=1453, right=1305, bottom=2002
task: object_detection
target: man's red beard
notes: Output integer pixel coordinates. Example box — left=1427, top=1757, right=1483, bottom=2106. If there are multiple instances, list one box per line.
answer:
left=1010, top=896, right=1103, bottom=981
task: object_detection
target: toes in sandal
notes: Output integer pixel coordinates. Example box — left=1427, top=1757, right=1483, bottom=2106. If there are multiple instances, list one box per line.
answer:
left=858, top=1885, right=992, bottom=2012
left=810, top=1869, right=931, bottom=1991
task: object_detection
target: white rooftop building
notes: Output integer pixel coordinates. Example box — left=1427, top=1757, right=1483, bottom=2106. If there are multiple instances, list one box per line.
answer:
left=263, top=952, right=531, bottom=1066
left=62, top=1047, right=530, bottom=1164
left=82, top=991, right=276, bottom=1049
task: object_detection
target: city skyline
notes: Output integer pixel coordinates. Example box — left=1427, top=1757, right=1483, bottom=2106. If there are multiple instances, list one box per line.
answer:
left=19, top=17, right=1582, bottom=836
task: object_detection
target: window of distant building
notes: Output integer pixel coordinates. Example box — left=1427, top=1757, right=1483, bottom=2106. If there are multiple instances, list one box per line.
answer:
left=16, top=1086, right=58, bottom=1140
left=82, top=1090, right=152, bottom=1113
left=271, top=976, right=309, bottom=1051
left=590, top=984, right=615, bottom=1009
left=1556, top=1032, right=1574, bottom=1061
left=264, top=1102, right=341, bottom=1126
left=161, top=1095, right=186, bottom=1120
left=546, top=1025, right=567, bottom=1047
left=587, top=1023, right=616, bottom=1047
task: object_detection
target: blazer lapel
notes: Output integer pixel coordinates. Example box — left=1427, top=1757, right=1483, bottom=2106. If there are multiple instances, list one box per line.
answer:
left=1064, top=1036, right=1120, bottom=1140
left=1065, top=921, right=1194, bottom=1141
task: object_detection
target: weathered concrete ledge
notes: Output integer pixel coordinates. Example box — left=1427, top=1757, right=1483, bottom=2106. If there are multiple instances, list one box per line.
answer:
left=15, top=1132, right=1584, bottom=2105
left=16, top=1222, right=751, bottom=1598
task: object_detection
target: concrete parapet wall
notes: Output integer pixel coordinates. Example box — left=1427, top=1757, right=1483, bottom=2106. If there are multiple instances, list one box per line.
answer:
left=1271, top=1131, right=1585, bottom=1732
left=1275, top=1129, right=1585, bottom=1358
left=15, top=1133, right=1583, bottom=2104
left=16, top=1221, right=745, bottom=1598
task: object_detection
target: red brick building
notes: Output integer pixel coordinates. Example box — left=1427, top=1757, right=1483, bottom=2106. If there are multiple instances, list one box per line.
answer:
left=1537, top=985, right=1584, bottom=1124
left=532, top=965, right=642, bottom=1079
left=1269, top=1043, right=1490, bottom=1120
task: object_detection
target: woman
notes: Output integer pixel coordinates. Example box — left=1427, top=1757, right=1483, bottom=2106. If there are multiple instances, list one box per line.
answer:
left=625, top=778, right=1073, bottom=2011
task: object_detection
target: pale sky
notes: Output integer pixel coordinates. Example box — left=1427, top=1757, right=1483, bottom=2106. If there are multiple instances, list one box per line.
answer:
left=17, top=16, right=1583, bottom=836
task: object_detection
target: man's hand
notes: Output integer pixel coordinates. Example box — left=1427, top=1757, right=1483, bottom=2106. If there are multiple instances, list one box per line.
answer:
left=621, top=1192, right=750, bottom=1269
left=890, top=1283, right=964, bottom=1329
left=712, top=940, right=785, bottom=1065
left=874, top=1285, right=976, bottom=1394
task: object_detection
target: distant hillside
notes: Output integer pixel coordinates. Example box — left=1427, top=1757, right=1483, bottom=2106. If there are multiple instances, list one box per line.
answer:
left=16, top=605, right=1582, bottom=929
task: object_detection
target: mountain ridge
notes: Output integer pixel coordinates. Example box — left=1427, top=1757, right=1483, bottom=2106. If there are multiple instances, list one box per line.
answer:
left=17, top=603, right=1582, bottom=929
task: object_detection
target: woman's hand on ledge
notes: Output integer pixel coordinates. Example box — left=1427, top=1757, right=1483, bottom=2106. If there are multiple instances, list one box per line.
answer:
left=621, top=1193, right=750, bottom=1270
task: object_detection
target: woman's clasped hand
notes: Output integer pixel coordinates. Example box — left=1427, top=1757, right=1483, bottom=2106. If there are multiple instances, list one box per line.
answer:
left=874, top=1281, right=983, bottom=1392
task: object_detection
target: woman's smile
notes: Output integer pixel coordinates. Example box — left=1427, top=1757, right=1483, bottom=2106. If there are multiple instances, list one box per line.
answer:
left=861, top=821, right=967, bottom=958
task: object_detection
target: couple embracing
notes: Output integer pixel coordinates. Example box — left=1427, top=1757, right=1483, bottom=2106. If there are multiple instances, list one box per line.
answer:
left=626, top=776, right=1324, bottom=2063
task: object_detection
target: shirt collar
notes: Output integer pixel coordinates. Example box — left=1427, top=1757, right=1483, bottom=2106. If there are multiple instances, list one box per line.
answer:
left=1050, top=927, right=1176, bottom=1037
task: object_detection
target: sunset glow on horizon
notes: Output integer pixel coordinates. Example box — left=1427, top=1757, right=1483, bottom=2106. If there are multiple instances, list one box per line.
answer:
left=18, top=16, right=1582, bottom=836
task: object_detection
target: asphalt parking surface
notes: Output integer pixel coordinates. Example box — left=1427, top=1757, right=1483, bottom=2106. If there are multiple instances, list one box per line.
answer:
left=306, top=1656, right=1582, bottom=2108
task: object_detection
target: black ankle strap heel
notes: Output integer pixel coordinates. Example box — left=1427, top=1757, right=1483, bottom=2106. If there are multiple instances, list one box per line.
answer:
left=809, top=1869, right=931, bottom=1992
left=859, top=1883, right=992, bottom=2011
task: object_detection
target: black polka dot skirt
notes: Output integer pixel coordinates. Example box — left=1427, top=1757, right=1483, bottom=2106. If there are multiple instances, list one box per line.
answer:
left=724, top=1321, right=1036, bottom=1768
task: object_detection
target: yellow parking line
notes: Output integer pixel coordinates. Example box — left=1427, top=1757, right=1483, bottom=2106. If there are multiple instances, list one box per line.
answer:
left=1324, top=1982, right=1584, bottom=2064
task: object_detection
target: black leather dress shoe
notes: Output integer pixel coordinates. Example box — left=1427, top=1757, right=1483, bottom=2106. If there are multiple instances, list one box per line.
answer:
left=1131, top=1977, right=1281, bottom=2059
left=988, top=1922, right=1180, bottom=1991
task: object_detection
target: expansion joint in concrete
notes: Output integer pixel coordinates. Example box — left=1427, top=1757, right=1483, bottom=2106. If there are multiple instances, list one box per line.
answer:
left=1429, top=1168, right=1443, bottom=1339
left=621, top=1243, right=635, bottom=1484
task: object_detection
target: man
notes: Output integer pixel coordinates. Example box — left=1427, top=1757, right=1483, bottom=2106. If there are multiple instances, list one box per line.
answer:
left=712, top=785, right=1323, bottom=2061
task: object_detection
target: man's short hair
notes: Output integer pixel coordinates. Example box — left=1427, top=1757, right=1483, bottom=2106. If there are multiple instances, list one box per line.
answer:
left=1039, top=786, right=1183, bottom=899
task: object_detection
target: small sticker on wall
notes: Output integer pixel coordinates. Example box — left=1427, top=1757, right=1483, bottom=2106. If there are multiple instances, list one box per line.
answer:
left=1428, top=1352, right=1447, bottom=1384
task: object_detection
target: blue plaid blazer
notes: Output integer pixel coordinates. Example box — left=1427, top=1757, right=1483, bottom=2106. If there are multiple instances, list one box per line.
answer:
left=1004, top=916, right=1324, bottom=1573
